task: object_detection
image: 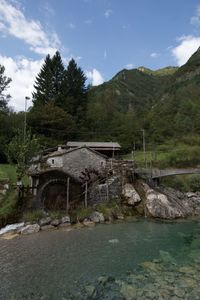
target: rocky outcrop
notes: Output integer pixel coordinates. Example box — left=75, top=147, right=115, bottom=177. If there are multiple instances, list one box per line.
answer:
left=21, top=224, right=40, bottom=235
left=89, top=211, right=105, bottom=223
left=0, top=222, right=25, bottom=236
left=140, top=182, right=200, bottom=219
left=122, top=183, right=141, bottom=206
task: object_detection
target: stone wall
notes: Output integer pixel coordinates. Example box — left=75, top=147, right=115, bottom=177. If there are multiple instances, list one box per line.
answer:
left=62, top=148, right=107, bottom=178
left=89, top=176, right=122, bottom=205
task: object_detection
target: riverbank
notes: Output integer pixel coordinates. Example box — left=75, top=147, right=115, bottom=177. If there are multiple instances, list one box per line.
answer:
left=2, top=179, right=200, bottom=238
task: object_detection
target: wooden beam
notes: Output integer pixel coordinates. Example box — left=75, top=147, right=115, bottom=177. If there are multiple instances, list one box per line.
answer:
left=66, top=177, right=70, bottom=212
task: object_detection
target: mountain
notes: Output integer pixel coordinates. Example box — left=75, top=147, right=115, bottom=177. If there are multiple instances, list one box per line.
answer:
left=87, top=47, right=200, bottom=148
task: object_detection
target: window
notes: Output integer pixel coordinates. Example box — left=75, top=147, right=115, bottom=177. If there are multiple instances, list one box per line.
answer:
left=52, top=159, right=54, bottom=165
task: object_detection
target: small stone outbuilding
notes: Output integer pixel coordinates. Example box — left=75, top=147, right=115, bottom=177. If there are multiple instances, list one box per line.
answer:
left=29, top=146, right=108, bottom=210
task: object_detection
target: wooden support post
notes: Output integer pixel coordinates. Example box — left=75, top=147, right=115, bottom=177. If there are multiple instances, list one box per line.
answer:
left=84, top=181, right=88, bottom=208
left=66, top=177, right=70, bottom=212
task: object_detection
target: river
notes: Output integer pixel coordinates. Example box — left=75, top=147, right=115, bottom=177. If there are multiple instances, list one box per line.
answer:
left=0, top=218, right=199, bottom=299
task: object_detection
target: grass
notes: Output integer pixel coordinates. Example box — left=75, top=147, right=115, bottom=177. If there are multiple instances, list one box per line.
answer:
left=0, top=164, right=30, bottom=185
left=23, top=210, right=46, bottom=223
left=123, top=144, right=200, bottom=168
left=0, top=189, right=18, bottom=226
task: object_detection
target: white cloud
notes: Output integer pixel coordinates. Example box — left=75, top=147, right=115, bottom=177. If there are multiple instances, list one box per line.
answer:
left=190, top=5, right=200, bottom=26
left=0, top=55, right=43, bottom=111
left=150, top=52, right=160, bottom=58
left=171, top=35, right=200, bottom=66
left=0, top=0, right=60, bottom=55
left=126, top=63, right=134, bottom=69
left=104, top=9, right=113, bottom=18
left=86, top=69, right=104, bottom=86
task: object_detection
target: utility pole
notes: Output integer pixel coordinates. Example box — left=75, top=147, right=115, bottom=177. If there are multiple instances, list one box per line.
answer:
left=24, top=96, right=30, bottom=144
left=141, top=129, right=147, bottom=169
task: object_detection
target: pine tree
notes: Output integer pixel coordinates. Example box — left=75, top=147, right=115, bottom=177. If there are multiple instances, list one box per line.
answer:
left=62, top=59, right=87, bottom=116
left=0, top=64, right=11, bottom=111
left=32, top=54, right=54, bottom=107
left=32, top=51, right=65, bottom=108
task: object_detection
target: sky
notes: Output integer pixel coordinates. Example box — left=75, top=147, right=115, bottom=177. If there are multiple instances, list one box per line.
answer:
left=1, top=0, right=200, bottom=111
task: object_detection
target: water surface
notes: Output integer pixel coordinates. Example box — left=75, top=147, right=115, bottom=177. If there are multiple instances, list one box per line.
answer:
left=0, top=218, right=199, bottom=299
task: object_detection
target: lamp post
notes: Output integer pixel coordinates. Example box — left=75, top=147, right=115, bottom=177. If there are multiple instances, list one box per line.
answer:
left=24, top=96, right=30, bottom=144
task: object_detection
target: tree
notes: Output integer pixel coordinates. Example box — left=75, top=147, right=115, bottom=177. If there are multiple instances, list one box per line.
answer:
left=62, top=59, right=87, bottom=116
left=28, top=102, right=76, bottom=147
left=0, top=64, right=11, bottom=111
left=7, top=130, right=40, bottom=179
left=32, top=52, right=65, bottom=108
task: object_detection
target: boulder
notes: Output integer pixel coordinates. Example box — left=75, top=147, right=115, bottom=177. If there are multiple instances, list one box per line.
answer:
left=89, top=211, right=105, bottom=223
left=39, top=217, right=51, bottom=226
left=61, top=216, right=70, bottom=223
left=140, top=182, right=197, bottom=219
left=83, top=219, right=95, bottom=227
left=21, top=224, right=40, bottom=235
left=41, top=225, right=56, bottom=231
left=51, top=219, right=60, bottom=226
left=59, top=223, right=71, bottom=228
left=0, top=222, right=25, bottom=236
left=122, top=184, right=141, bottom=206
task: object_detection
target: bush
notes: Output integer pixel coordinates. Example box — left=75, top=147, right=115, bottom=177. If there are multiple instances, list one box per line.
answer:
left=23, top=210, right=46, bottom=223
left=0, top=189, right=18, bottom=227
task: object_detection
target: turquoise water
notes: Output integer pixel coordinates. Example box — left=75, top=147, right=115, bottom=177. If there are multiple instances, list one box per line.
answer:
left=0, top=218, right=199, bottom=299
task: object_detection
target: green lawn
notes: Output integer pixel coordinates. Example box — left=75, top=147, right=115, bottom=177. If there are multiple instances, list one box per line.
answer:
left=0, top=164, right=17, bottom=183
left=123, top=144, right=200, bottom=169
left=0, top=164, right=30, bottom=185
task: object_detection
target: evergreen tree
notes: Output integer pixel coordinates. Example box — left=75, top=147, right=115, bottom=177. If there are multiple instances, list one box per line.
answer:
left=32, top=52, right=65, bottom=108
left=0, top=64, right=11, bottom=111
left=62, top=59, right=87, bottom=116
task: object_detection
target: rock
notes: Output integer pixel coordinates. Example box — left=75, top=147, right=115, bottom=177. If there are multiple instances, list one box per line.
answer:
left=83, top=219, right=95, bottom=227
left=85, top=285, right=96, bottom=297
left=61, top=216, right=70, bottom=223
left=122, top=184, right=141, bottom=206
left=115, top=213, right=124, bottom=220
left=142, top=261, right=162, bottom=272
left=109, top=238, right=119, bottom=244
left=141, top=182, right=188, bottom=219
left=186, top=192, right=197, bottom=198
left=120, top=283, right=137, bottom=299
left=41, top=225, right=56, bottom=231
left=51, top=219, right=60, bottom=226
left=0, top=222, right=25, bottom=236
left=59, top=223, right=71, bottom=228
left=21, top=224, right=40, bottom=235
left=39, top=217, right=51, bottom=226
left=89, top=211, right=105, bottom=223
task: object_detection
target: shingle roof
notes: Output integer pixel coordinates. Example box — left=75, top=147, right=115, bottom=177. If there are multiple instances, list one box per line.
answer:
left=66, top=141, right=121, bottom=149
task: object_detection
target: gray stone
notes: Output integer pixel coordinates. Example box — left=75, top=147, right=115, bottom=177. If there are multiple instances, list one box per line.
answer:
left=89, top=211, right=105, bottom=223
left=122, top=183, right=141, bottom=206
left=61, top=216, right=70, bottom=223
left=21, top=224, right=40, bottom=235
left=51, top=219, right=60, bottom=226
left=39, top=217, right=51, bottom=226
left=41, top=225, right=56, bottom=231
left=83, top=219, right=95, bottom=227
left=59, top=223, right=71, bottom=228
left=0, top=222, right=25, bottom=236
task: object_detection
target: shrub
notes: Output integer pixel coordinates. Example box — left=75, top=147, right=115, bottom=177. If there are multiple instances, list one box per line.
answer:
left=23, top=210, right=46, bottom=223
left=0, top=189, right=18, bottom=227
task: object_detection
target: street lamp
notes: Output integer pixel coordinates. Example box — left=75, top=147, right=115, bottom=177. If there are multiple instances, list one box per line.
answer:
left=24, top=96, right=30, bottom=144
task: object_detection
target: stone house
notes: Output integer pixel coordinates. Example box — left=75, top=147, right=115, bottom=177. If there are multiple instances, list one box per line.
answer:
left=28, top=146, right=108, bottom=210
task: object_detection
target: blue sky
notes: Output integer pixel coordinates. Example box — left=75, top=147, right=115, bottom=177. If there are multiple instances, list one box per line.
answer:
left=1, top=0, right=200, bottom=110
